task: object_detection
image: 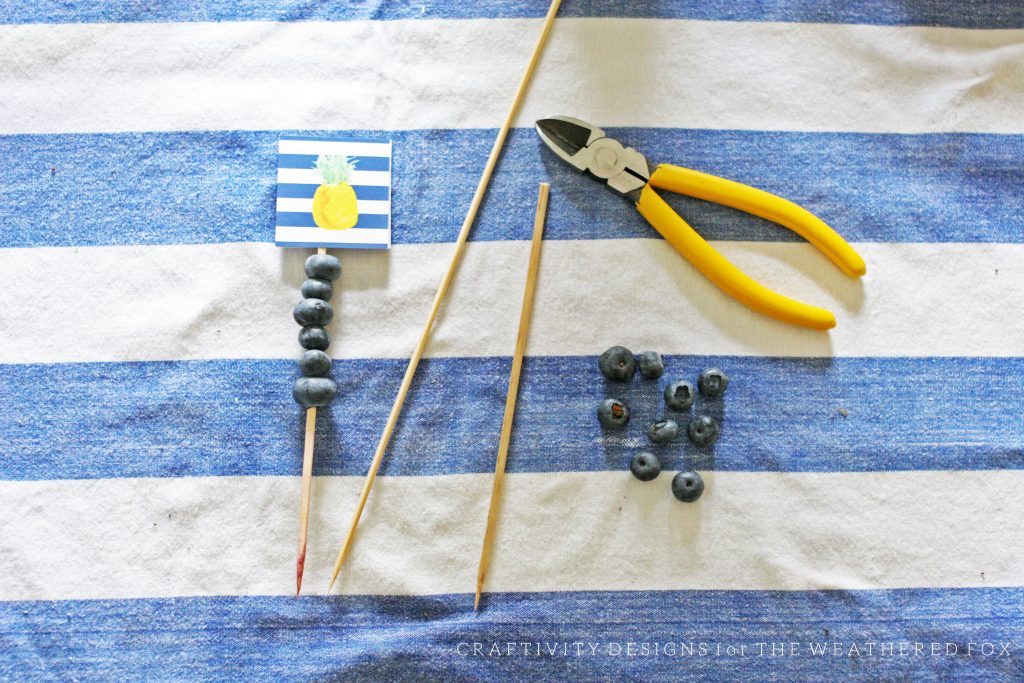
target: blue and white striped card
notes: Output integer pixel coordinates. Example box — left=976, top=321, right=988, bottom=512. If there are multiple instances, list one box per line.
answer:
left=274, top=135, right=392, bottom=248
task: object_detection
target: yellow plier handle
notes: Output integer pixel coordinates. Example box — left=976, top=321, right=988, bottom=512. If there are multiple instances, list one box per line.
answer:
left=636, top=164, right=866, bottom=331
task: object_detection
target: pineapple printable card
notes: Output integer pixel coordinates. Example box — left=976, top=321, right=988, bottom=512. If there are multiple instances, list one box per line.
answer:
left=275, top=136, right=393, bottom=248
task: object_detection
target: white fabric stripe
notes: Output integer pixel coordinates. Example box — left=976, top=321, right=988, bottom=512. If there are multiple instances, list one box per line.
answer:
left=279, top=140, right=391, bottom=156
left=0, top=240, right=1022, bottom=364
left=276, top=198, right=389, bottom=214
left=1, top=470, right=1021, bottom=601
left=1, top=19, right=1021, bottom=135
left=277, top=168, right=390, bottom=186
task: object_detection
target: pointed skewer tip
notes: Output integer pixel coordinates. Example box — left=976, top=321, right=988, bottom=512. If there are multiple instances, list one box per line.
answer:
left=296, top=548, right=306, bottom=596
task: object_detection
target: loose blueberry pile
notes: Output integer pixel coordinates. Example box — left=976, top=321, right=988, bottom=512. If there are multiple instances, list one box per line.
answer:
left=292, top=254, right=341, bottom=409
left=597, top=346, right=730, bottom=503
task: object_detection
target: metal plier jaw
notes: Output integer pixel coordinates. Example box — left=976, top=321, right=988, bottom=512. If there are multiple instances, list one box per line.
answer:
left=536, top=115, right=653, bottom=202
left=535, top=115, right=867, bottom=331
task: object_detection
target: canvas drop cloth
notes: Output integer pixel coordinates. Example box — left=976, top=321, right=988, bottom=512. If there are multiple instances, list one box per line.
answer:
left=2, top=2, right=1024, bottom=680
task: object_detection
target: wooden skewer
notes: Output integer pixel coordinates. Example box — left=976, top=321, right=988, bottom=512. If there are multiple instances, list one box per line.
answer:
left=296, top=246, right=327, bottom=596
left=475, top=183, right=549, bottom=610
left=295, top=405, right=317, bottom=595
left=328, top=0, right=562, bottom=592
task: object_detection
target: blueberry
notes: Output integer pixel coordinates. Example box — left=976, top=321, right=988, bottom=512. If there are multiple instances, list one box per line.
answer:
left=598, top=346, right=636, bottom=381
left=671, top=471, right=704, bottom=502
left=698, top=368, right=729, bottom=398
left=630, top=452, right=661, bottom=481
left=646, top=419, right=678, bottom=444
left=687, top=415, right=720, bottom=447
left=597, top=398, right=629, bottom=429
left=293, top=298, right=334, bottom=326
left=305, top=253, right=341, bottom=281
left=298, top=349, right=332, bottom=377
left=298, top=325, right=330, bottom=351
left=301, top=278, right=333, bottom=301
left=637, top=351, right=664, bottom=379
left=664, top=380, right=695, bottom=412
left=292, top=377, right=337, bottom=408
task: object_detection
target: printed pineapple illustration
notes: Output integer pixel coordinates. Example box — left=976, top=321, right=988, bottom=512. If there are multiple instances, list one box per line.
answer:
left=311, top=154, right=359, bottom=230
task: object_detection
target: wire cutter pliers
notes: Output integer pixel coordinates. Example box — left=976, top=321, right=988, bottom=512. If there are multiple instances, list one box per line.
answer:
left=536, top=116, right=866, bottom=330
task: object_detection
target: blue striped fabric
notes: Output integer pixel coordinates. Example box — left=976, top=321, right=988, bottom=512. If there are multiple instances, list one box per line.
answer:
left=2, top=129, right=1022, bottom=248
left=5, top=0, right=1024, bottom=28
left=4, top=355, right=1024, bottom=481
left=3, top=589, right=1022, bottom=680
left=3, top=3, right=1023, bottom=681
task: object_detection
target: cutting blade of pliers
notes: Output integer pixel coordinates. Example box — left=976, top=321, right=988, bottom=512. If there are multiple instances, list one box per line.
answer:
left=536, top=115, right=866, bottom=331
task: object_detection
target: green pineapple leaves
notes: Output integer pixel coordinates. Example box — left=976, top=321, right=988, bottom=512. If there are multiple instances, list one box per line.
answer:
left=314, top=154, right=357, bottom=186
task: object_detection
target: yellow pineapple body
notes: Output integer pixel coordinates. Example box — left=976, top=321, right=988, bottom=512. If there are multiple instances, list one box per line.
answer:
left=312, top=182, right=359, bottom=230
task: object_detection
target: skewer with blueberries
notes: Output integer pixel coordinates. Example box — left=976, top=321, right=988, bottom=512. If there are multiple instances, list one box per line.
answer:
left=596, top=346, right=729, bottom=503
left=294, top=252, right=340, bottom=409
left=292, top=249, right=341, bottom=595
